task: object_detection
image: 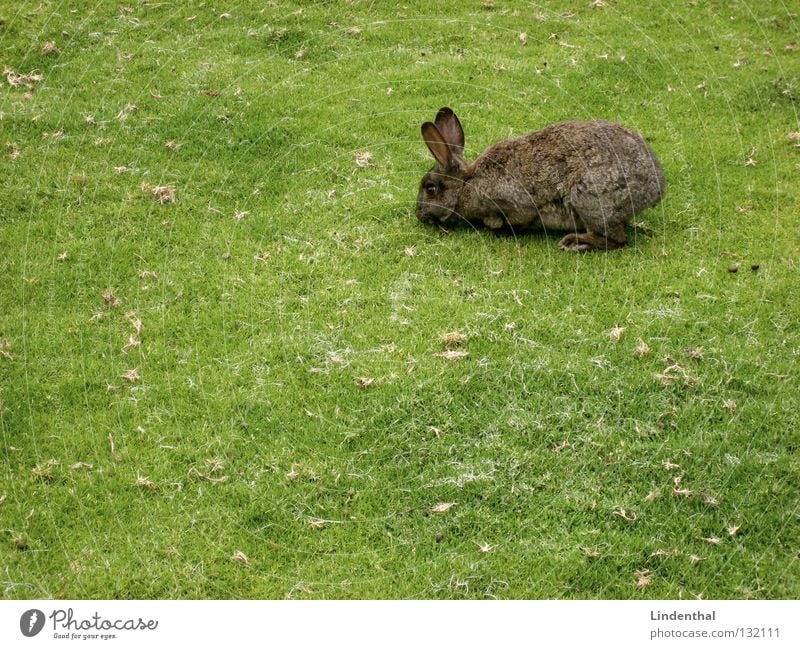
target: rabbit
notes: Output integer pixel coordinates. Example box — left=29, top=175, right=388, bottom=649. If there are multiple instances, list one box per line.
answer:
left=416, top=107, right=665, bottom=251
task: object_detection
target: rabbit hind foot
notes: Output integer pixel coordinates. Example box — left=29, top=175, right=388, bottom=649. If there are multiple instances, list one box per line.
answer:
left=557, top=228, right=626, bottom=252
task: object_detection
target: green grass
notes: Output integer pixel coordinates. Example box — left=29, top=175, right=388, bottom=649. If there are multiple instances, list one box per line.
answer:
left=1, top=0, right=799, bottom=599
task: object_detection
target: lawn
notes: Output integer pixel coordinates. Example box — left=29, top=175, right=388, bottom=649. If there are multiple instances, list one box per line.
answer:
left=1, top=0, right=798, bottom=599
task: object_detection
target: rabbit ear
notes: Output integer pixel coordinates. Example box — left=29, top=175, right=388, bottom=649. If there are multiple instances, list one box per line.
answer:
left=421, top=121, right=452, bottom=168
left=434, top=107, right=465, bottom=157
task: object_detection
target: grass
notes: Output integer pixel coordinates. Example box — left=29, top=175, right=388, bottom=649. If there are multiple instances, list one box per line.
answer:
left=1, top=0, right=799, bottom=599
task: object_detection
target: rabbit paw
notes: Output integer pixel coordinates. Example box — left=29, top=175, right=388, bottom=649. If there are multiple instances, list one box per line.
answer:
left=557, top=233, right=592, bottom=252
left=558, top=231, right=625, bottom=252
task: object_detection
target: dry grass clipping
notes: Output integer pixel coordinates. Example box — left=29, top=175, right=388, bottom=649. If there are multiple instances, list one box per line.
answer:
left=354, top=151, right=373, bottom=170
left=32, top=458, right=59, bottom=481
left=135, top=475, right=156, bottom=491
left=122, top=335, right=141, bottom=354
left=152, top=184, right=176, bottom=204
left=635, top=569, right=652, bottom=588
left=609, top=325, right=626, bottom=342
left=435, top=350, right=469, bottom=361
left=684, top=347, right=704, bottom=360
left=121, top=368, right=140, bottom=382
left=116, top=103, right=138, bottom=120
left=439, top=331, right=468, bottom=348
left=189, top=458, right=228, bottom=484
left=4, top=68, right=44, bottom=88
left=102, top=288, right=121, bottom=308
left=656, top=363, right=698, bottom=387
left=613, top=509, right=638, bottom=522
left=231, top=550, right=249, bottom=565
left=644, top=488, right=661, bottom=502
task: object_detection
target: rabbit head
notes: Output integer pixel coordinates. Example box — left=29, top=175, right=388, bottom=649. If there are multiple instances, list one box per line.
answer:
left=416, top=107, right=470, bottom=226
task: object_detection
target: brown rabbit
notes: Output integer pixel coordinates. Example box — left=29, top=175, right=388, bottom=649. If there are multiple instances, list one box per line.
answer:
left=416, top=107, right=665, bottom=251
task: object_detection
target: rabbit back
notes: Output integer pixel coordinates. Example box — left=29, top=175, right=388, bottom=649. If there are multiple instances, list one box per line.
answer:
left=460, top=120, right=665, bottom=232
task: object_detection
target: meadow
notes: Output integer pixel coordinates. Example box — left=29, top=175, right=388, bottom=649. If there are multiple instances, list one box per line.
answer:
left=1, top=0, right=798, bottom=599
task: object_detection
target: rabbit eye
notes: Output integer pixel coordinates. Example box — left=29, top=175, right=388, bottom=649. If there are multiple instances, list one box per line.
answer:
left=425, top=184, right=437, bottom=195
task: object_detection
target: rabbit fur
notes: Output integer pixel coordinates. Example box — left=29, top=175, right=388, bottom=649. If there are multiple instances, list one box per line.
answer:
left=416, top=107, right=665, bottom=251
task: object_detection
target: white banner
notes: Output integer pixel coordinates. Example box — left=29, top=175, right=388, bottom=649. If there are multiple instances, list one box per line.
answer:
left=0, top=600, right=796, bottom=648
